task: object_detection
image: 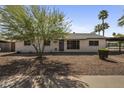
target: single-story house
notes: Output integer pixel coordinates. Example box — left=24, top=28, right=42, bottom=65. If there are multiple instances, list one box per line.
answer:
left=0, top=40, right=15, bottom=52
left=15, top=33, right=107, bottom=53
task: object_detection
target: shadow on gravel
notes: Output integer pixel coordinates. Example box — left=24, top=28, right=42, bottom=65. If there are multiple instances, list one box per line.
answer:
left=102, top=58, right=118, bottom=63
left=0, top=52, right=36, bottom=57
left=0, top=57, right=89, bottom=88
left=0, top=59, right=32, bottom=77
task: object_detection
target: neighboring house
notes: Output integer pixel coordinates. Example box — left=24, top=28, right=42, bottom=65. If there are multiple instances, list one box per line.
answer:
left=15, top=33, right=106, bottom=53
left=0, top=40, right=15, bottom=52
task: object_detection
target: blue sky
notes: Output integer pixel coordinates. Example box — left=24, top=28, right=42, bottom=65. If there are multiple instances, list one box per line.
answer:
left=49, top=5, right=124, bottom=37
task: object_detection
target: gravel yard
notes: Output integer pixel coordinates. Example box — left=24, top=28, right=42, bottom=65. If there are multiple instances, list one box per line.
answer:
left=0, top=53, right=124, bottom=75
left=0, top=53, right=124, bottom=87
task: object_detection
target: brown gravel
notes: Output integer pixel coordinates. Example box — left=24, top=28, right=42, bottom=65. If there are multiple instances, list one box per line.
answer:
left=0, top=53, right=124, bottom=75
left=44, top=55, right=124, bottom=75
left=0, top=53, right=124, bottom=87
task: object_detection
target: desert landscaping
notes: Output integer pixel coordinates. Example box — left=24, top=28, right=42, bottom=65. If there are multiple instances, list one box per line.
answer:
left=0, top=53, right=124, bottom=87
left=0, top=5, right=124, bottom=88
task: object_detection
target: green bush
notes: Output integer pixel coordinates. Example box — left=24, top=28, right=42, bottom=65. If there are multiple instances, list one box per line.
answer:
left=98, top=48, right=109, bottom=51
left=98, top=48, right=109, bottom=59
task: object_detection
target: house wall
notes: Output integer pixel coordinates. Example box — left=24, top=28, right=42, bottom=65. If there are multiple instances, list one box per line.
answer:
left=15, top=41, right=59, bottom=53
left=15, top=41, right=36, bottom=53
left=15, top=39, right=106, bottom=53
left=0, top=42, right=12, bottom=52
left=64, top=39, right=106, bottom=52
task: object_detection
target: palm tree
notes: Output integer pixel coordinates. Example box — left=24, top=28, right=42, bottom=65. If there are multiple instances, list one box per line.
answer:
left=94, top=24, right=101, bottom=35
left=98, top=10, right=109, bottom=36
left=118, top=15, right=124, bottom=26
left=101, top=23, right=109, bottom=31
left=94, top=25, right=98, bottom=34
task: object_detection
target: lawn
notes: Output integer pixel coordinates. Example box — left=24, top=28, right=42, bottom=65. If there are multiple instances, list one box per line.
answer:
left=0, top=53, right=124, bottom=87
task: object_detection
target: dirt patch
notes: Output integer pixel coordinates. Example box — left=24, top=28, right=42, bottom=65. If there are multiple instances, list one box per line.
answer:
left=0, top=53, right=124, bottom=87
left=0, top=54, right=88, bottom=88
left=1, top=54, right=124, bottom=75
left=45, top=55, right=124, bottom=75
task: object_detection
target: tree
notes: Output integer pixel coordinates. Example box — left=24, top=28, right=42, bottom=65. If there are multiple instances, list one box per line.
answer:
left=0, top=6, right=71, bottom=58
left=98, top=10, right=109, bottom=36
left=118, top=15, right=124, bottom=26
left=112, top=32, right=116, bottom=36
left=113, top=33, right=124, bottom=37
left=94, top=24, right=101, bottom=35
left=101, top=22, right=109, bottom=31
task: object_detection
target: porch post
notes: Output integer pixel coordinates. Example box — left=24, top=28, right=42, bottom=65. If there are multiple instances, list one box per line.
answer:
left=119, top=42, right=121, bottom=54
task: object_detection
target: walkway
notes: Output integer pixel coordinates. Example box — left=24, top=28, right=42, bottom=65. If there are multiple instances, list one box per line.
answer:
left=75, top=75, right=124, bottom=88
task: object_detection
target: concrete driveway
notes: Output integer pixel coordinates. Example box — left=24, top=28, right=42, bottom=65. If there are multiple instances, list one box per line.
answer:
left=75, top=75, right=124, bottom=88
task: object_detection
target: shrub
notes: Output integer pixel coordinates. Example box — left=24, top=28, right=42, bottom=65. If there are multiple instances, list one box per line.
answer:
left=98, top=48, right=109, bottom=59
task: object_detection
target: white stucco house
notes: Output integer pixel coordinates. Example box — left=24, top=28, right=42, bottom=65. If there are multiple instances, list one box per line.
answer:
left=0, top=40, right=15, bottom=52
left=15, top=33, right=107, bottom=53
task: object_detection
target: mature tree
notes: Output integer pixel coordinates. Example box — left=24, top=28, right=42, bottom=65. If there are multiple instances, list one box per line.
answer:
left=0, top=6, right=88, bottom=88
left=0, top=6, right=71, bottom=57
left=101, top=22, right=109, bottom=31
left=113, top=33, right=124, bottom=37
left=112, top=32, right=116, bottom=36
left=94, top=24, right=101, bottom=35
left=98, top=10, right=109, bottom=36
left=118, top=15, right=124, bottom=26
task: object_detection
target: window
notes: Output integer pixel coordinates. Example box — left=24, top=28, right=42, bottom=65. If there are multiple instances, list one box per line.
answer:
left=44, top=40, right=50, bottom=46
left=24, top=40, right=31, bottom=46
left=67, top=40, right=80, bottom=49
left=89, top=41, right=99, bottom=46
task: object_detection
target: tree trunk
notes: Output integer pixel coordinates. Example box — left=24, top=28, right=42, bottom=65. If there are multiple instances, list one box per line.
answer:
left=103, top=30, right=105, bottom=36
left=32, top=40, right=45, bottom=59
left=36, top=37, right=42, bottom=57
left=36, top=40, right=45, bottom=60
left=32, top=40, right=45, bottom=64
left=37, top=40, right=45, bottom=64
left=41, top=40, right=45, bottom=58
left=32, top=44, right=39, bottom=54
left=102, top=19, right=105, bottom=36
left=38, top=40, right=45, bottom=58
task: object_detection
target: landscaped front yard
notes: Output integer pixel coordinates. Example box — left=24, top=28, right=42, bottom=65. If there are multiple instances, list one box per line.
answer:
left=0, top=53, right=124, bottom=87
left=1, top=53, right=124, bottom=75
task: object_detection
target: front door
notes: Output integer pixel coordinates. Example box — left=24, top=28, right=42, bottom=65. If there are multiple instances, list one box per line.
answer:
left=59, top=40, right=64, bottom=51
left=11, top=42, right=15, bottom=52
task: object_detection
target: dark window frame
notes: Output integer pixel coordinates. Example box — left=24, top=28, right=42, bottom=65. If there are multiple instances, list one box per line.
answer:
left=67, top=40, right=80, bottom=49
left=89, top=41, right=99, bottom=46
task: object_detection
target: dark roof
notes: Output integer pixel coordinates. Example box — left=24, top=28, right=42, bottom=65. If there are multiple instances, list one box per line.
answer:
left=106, top=37, right=124, bottom=41
left=65, top=33, right=105, bottom=39
left=0, top=40, right=9, bottom=43
left=0, top=39, right=15, bottom=43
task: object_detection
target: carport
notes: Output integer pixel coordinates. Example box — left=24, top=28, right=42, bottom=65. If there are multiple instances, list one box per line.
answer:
left=106, top=37, right=124, bottom=53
